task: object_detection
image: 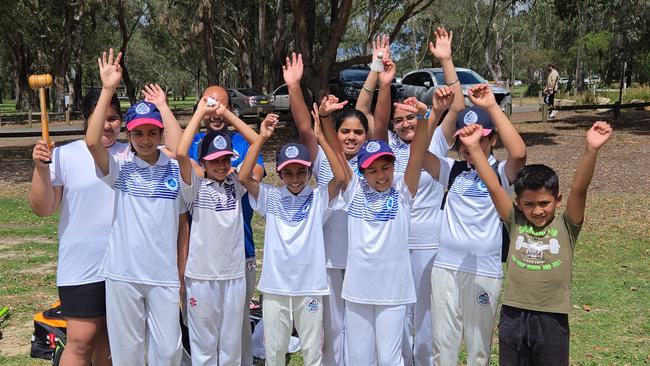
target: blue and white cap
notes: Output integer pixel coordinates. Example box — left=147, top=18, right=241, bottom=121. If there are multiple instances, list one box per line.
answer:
left=200, top=132, right=234, bottom=161
left=124, top=101, right=163, bottom=131
left=276, top=143, right=311, bottom=171
left=455, top=106, right=494, bottom=136
left=358, top=139, right=395, bottom=169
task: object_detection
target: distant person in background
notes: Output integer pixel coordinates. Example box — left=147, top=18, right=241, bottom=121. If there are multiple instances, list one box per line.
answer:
left=545, top=64, right=560, bottom=118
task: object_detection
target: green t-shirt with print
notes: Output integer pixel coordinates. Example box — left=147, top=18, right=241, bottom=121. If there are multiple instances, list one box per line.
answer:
left=503, top=204, right=582, bottom=314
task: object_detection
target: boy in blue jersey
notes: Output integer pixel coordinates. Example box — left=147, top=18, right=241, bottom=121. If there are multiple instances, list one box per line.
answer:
left=188, top=85, right=265, bottom=366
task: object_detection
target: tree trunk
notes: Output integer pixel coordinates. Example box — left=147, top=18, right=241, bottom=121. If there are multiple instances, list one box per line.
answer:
left=11, top=39, right=33, bottom=111
left=199, top=0, right=218, bottom=85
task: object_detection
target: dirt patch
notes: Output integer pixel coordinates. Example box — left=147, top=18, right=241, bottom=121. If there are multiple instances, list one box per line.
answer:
left=0, top=319, right=36, bottom=356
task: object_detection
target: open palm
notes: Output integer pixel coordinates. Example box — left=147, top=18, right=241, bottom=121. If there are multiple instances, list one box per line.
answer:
left=98, top=48, right=122, bottom=90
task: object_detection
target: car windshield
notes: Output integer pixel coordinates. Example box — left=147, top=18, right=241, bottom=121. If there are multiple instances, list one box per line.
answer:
left=433, top=70, right=485, bottom=85
left=340, top=69, right=370, bottom=82
left=238, top=89, right=262, bottom=96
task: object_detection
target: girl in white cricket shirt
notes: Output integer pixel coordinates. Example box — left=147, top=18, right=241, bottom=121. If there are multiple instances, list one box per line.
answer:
left=86, top=49, right=188, bottom=366
left=424, top=84, right=526, bottom=365
left=175, top=97, right=272, bottom=366
left=238, top=109, right=347, bottom=366
left=370, top=27, right=464, bottom=366
left=336, top=109, right=431, bottom=366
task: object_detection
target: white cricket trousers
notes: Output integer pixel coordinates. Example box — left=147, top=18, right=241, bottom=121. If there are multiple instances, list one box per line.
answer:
left=105, top=278, right=182, bottom=366
left=346, top=301, right=407, bottom=366
left=186, top=276, right=246, bottom=366
left=241, top=258, right=257, bottom=366
left=262, top=294, right=324, bottom=366
left=323, top=268, right=345, bottom=366
left=402, top=249, right=436, bottom=366
left=430, top=267, right=502, bottom=366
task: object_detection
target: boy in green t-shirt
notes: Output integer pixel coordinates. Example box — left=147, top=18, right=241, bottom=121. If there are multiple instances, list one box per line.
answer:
left=456, top=120, right=612, bottom=365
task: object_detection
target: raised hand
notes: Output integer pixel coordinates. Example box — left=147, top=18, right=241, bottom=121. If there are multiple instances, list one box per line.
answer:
left=97, top=48, right=123, bottom=90
left=260, top=113, right=279, bottom=140
left=318, top=95, right=348, bottom=117
left=142, top=84, right=167, bottom=107
left=311, top=103, right=324, bottom=140
left=467, top=84, right=498, bottom=109
left=432, top=86, right=455, bottom=113
left=586, top=121, right=613, bottom=150
left=282, top=52, right=303, bottom=87
left=372, top=33, right=390, bottom=62
left=379, top=59, right=396, bottom=86
left=428, top=27, right=453, bottom=61
left=458, top=124, right=483, bottom=147
left=394, top=96, right=427, bottom=114
left=195, top=96, right=223, bottom=117
left=32, top=140, right=53, bottom=168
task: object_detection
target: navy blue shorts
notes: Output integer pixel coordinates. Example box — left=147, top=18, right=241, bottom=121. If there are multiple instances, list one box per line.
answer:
left=58, top=281, right=106, bottom=318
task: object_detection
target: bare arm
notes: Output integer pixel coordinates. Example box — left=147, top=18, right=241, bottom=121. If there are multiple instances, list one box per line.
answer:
left=461, top=125, right=512, bottom=219
left=318, top=97, right=353, bottom=182
left=238, top=115, right=278, bottom=199
left=356, top=34, right=389, bottom=131
left=373, top=59, right=397, bottom=142
left=222, top=109, right=260, bottom=145
left=312, top=105, right=348, bottom=200
left=28, top=140, right=63, bottom=216
left=177, top=213, right=189, bottom=287
left=142, top=84, right=183, bottom=156
left=469, top=84, right=526, bottom=183
left=87, top=49, right=122, bottom=175
left=565, top=122, right=612, bottom=225
left=428, top=86, right=455, bottom=142
left=403, top=115, right=429, bottom=197
left=176, top=97, right=219, bottom=185
left=284, top=53, right=318, bottom=161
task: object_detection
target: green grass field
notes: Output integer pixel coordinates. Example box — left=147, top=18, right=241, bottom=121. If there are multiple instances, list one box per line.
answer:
left=0, top=190, right=648, bottom=365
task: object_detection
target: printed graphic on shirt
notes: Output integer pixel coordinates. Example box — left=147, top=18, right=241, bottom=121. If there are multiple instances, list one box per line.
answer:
left=191, top=181, right=238, bottom=213
left=305, top=298, right=320, bottom=313
left=114, top=162, right=181, bottom=200
left=449, top=170, right=490, bottom=198
left=348, top=181, right=399, bottom=222
left=512, top=226, right=562, bottom=271
left=316, top=155, right=360, bottom=187
left=266, top=190, right=314, bottom=222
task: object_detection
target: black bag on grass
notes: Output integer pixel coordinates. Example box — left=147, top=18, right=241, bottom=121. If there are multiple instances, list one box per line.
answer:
left=30, top=301, right=67, bottom=363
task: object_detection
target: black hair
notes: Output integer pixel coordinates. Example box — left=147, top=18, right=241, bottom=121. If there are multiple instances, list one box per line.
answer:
left=514, top=164, right=560, bottom=197
left=333, top=108, right=369, bottom=134
left=82, top=89, right=121, bottom=130
left=452, top=129, right=497, bottom=152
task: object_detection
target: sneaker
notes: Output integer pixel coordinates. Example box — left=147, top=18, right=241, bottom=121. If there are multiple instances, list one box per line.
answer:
left=549, top=110, right=558, bottom=118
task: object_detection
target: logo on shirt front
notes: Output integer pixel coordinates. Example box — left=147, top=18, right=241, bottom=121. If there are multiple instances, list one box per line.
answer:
left=365, top=141, right=381, bottom=153
left=306, top=298, right=320, bottom=313
left=285, top=145, right=299, bottom=158
left=477, top=291, right=492, bottom=306
left=213, top=135, right=227, bottom=149
left=135, top=102, right=151, bottom=115
left=164, top=176, right=179, bottom=191
left=477, top=181, right=488, bottom=192
left=464, top=110, right=478, bottom=125
left=385, top=196, right=395, bottom=210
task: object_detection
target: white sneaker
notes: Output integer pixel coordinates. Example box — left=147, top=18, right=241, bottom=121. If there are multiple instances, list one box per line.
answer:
left=549, top=110, right=558, bottom=118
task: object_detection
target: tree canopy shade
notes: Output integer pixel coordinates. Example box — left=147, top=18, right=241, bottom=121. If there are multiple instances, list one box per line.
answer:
left=1, top=0, right=649, bottom=112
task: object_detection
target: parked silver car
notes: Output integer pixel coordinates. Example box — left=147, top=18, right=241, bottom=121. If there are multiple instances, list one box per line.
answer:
left=228, top=88, right=275, bottom=117
left=400, top=68, right=512, bottom=115
left=269, top=84, right=290, bottom=113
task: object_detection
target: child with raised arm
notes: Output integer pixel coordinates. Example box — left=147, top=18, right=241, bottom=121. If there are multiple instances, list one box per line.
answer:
left=458, top=121, right=612, bottom=365
left=238, top=109, right=347, bottom=366
left=85, top=49, right=187, bottom=366
left=423, top=83, right=527, bottom=365
left=175, top=97, right=271, bottom=366
left=337, top=94, right=431, bottom=365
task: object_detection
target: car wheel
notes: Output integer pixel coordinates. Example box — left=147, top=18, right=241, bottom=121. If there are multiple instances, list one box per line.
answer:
left=504, top=103, right=512, bottom=116
left=233, top=105, right=242, bottom=118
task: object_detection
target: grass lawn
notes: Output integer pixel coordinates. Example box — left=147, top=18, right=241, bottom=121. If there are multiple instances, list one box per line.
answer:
left=0, top=190, right=647, bottom=365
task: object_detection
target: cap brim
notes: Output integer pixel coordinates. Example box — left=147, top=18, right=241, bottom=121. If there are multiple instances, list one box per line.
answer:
left=453, top=127, right=493, bottom=137
left=127, top=118, right=164, bottom=131
left=276, top=159, right=312, bottom=171
left=360, top=152, right=395, bottom=169
left=202, top=151, right=234, bottom=161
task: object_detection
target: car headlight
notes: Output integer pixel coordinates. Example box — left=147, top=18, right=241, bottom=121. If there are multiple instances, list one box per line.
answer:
left=344, top=86, right=359, bottom=97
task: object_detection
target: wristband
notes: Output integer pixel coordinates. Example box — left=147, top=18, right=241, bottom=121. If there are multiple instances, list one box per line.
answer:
left=424, top=109, right=431, bottom=119
left=446, top=79, right=459, bottom=87
left=370, top=59, right=384, bottom=72
left=319, top=113, right=330, bottom=118
left=362, top=85, right=375, bottom=92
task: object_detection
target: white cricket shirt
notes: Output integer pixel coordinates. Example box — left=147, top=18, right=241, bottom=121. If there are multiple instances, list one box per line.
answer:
left=49, top=140, right=129, bottom=286
left=97, top=151, right=187, bottom=286
left=250, top=183, right=330, bottom=296
left=182, top=172, right=246, bottom=280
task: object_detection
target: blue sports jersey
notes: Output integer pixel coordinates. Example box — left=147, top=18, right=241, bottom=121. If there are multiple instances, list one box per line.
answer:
left=189, top=131, right=265, bottom=258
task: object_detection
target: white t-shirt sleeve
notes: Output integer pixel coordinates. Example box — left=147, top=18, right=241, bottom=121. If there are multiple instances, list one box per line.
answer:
left=97, top=154, right=121, bottom=187
left=180, top=172, right=201, bottom=204
left=498, top=161, right=515, bottom=195
left=428, top=126, right=452, bottom=157
left=49, top=147, right=64, bottom=187
left=395, top=175, right=415, bottom=208
left=249, top=182, right=270, bottom=215
left=231, top=173, right=247, bottom=199
left=340, top=174, right=361, bottom=211
left=436, top=156, right=455, bottom=186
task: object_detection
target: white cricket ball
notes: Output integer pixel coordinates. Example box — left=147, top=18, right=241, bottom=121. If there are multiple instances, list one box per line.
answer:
left=206, top=97, right=218, bottom=107
left=377, top=51, right=384, bottom=59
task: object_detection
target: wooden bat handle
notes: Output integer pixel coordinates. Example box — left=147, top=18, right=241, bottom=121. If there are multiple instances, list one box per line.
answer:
left=39, top=88, right=53, bottom=163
